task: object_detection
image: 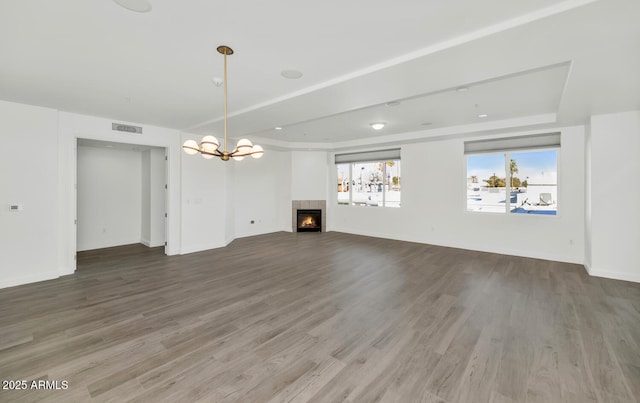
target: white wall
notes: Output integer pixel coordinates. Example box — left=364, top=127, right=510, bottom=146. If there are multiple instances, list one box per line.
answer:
left=149, top=148, right=166, bottom=247
left=180, top=132, right=230, bottom=253
left=233, top=150, right=292, bottom=237
left=141, top=148, right=166, bottom=247
left=329, top=126, right=586, bottom=264
left=2, top=95, right=637, bottom=287
left=225, top=161, right=236, bottom=244
left=78, top=145, right=164, bottom=252
left=141, top=150, right=151, bottom=246
left=584, top=123, right=592, bottom=269
left=77, top=146, right=142, bottom=251
left=291, top=151, right=328, bottom=200
left=58, top=111, right=182, bottom=276
left=588, top=111, right=640, bottom=282
left=0, top=101, right=60, bottom=288
left=1, top=101, right=181, bottom=288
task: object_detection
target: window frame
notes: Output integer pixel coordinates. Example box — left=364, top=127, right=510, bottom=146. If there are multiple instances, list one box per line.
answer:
left=465, top=146, right=560, bottom=216
left=336, top=159, right=401, bottom=208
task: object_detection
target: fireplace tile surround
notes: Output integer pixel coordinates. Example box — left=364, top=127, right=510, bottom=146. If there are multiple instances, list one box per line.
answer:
left=292, top=200, right=326, bottom=232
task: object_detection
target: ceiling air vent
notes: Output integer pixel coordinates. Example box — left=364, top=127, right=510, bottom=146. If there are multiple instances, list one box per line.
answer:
left=112, top=123, right=142, bottom=134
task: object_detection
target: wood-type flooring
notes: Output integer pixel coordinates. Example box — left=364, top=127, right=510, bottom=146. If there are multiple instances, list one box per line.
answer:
left=1, top=232, right=639, bottom=402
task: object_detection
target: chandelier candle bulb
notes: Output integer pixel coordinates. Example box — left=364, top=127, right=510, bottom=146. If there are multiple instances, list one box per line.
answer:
left=181, top=45, right=264, bottom=161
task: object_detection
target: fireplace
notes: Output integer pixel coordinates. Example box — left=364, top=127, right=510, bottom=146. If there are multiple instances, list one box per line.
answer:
left=292, top=200, right=326, bottom=232
left=296, top=209, right=322, bottom=232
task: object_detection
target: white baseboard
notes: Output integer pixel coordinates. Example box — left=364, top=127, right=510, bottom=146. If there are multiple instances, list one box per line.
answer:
left=142, top=239, right=165, bottom=248
left=331, top=226, right=583, bottom=265
left=77, top=238, right=142, bottom=252
left=235, top=229, right=289, bottom=239
left=180, top=240, right=229, bottom=255
left=59, top=266, right=75, bottom=276
left=586, top=266, right=640, bottom=283
left=182, top=229, right=290, bottom=255
left=446, top=240, right=584, bottom=265
left=0, top=271, right=59, bottom=290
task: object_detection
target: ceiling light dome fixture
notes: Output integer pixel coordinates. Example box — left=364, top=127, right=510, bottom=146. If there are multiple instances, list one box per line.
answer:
left=370, top=122, right=386, bottom=130
left=183, top=46, right=264, bottom=161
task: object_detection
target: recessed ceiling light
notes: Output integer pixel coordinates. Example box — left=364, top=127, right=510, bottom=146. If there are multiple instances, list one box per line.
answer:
left=456, top=87, right=469, bottom=92
left=275, top=127, right=282, bottom=130
left=421, top=122, right=433, bottom=126
left=385, top=101, right=401, bottom=107
left=370, top=122, right=386, bottom=130
left=113, top=0, right=152, bottom=13
left=281, top=70, right=303, bottom=79
left=478, top=114, right=489, bottom=118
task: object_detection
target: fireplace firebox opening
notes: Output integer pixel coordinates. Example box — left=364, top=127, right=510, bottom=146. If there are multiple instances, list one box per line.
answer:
left=297, top=209, right=322, bottom=232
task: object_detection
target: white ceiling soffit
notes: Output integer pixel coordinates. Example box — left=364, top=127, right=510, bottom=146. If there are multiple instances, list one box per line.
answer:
left=245, top=63, right=570, bottom=144
left=77, top=138, right=160, bottom=152
left=1, top=0, right=639, bottom=147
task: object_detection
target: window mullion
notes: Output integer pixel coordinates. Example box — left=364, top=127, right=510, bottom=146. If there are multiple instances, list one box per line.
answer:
left=506, top=151, right=511, bottom=212
left=348, top=164, right=352, bottom=205
left=382, top=163, right=387, bottom=207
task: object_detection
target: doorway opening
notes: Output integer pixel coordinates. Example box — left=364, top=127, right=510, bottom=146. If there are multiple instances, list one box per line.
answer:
left=76, top=139, right=168, bottom=267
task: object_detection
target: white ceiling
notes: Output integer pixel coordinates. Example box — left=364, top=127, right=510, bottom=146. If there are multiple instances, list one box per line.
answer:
left=1, top=0, right=639, bottom=148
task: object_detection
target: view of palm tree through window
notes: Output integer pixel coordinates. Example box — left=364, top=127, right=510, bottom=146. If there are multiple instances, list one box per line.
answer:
left=467, top=149, right=557, bottom=215
left=337, top=160, right=401, bottom=207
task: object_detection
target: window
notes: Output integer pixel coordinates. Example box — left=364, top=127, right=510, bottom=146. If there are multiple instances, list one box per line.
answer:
left=467, top=153, right=507, bottom=213
left=337, top=163, right=350, bottom=205
left=335, top=149, right=401, bottom=207
left=465, top=134, right=559, bottom=215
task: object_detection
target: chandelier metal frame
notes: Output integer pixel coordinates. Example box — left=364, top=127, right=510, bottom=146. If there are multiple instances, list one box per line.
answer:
left=182, top=45, right=264, bottom=161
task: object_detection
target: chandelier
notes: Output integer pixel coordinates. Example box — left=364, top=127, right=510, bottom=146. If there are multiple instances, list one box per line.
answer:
left=182, top=46, right=264, bottom=161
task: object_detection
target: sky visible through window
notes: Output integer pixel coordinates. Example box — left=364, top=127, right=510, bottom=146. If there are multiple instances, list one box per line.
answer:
left=467, top=153, right=505, bottom=181
left=467, top=150, right=557, bottom=183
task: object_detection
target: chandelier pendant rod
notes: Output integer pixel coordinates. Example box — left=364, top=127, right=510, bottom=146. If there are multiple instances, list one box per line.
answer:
left=181, top=45, right=263, bottom=161
left=222, top=47, right=228, bottom=154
